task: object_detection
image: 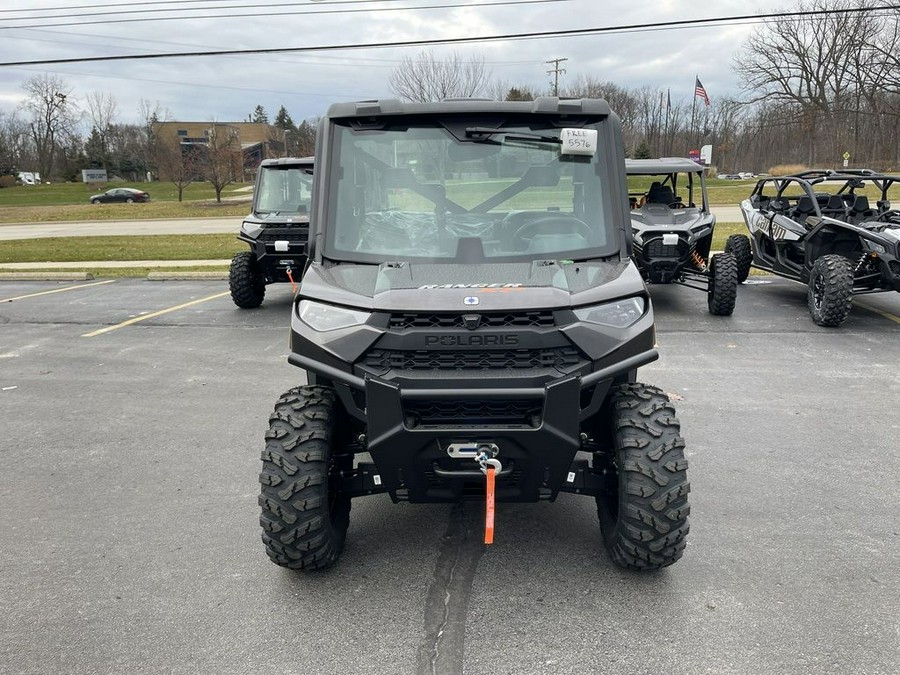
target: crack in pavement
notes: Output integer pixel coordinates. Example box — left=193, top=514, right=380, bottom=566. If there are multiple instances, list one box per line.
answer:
left=418, top=503, right=486, bottom=675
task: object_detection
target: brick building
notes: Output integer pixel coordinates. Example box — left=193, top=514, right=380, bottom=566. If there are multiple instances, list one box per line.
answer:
left=151, top=121, right=286, bottom=181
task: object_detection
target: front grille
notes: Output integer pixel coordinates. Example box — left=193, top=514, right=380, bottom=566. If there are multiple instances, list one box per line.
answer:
left=388, top=311, right=555, bottom=329
left=644, top=236, right=688, bottom=258
left=405, top=399, right=542, bottom=427
left=363, top=346, right=583, bottom=371
left=425, top=466, right=525, bottom=495
left=258, top=228, right=309, bottom=243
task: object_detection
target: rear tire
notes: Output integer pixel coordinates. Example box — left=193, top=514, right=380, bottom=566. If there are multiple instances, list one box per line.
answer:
left=594, top=383, right=690, bottom=570
left=229, top=251, right=266, bottom=308
left=807, top=254, right=853, bottom=327
left=259, top=386, right=351, bottom=571
left=707, top=252, right=738, bottom=315
left=724, top=234, right=753, bottom=282
left=126, top=197, right=134, bottom=203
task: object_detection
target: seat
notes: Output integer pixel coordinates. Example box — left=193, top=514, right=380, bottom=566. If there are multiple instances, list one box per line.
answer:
left=648, top=185, right=675, bottom=205
left=750, top=194, right=771, bottom=210
left=821, top=195, right=847, bottom=219
left=769, top=197, right=790, bottom=214
left=791, top=196, right=816, bottom=223
left=849, top=195, right=875, bottom=222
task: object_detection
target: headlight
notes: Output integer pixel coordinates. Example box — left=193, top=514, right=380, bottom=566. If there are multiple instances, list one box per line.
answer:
left=862, top=239, right=886, bottom=254
left=574, top=297, right=645, bottom=328
left=298, top=300, right=371, bottom=332
left=241, top=221, right=262, bottom=238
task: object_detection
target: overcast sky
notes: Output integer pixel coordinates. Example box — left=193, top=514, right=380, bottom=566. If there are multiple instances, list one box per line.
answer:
left=0, top=0, right=790, bottom=126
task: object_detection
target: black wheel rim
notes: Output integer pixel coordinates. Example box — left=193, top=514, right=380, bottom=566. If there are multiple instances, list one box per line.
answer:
left=596, top=453, right=619, bottom=520
left=813, top=272, right=825, bottom=309
left=327, top=457, right=342, bottom=518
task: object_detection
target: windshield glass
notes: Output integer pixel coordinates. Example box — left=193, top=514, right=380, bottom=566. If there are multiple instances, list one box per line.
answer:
left=626, top=171, right=699, bottom=209
left=324, top=121, right=617, bottom=263
left=255, top=165, right=313, bottom=214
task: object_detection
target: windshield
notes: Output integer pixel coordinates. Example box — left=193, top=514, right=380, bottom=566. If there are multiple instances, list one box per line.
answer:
left=255, top=165, right=313, bottom=214
left=627, top=171, right=700, bottom=209
left=324, top=121, right=617, bottom=263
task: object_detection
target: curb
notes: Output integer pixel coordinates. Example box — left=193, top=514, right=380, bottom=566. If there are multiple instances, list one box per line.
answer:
left=146, top=271, right=228, bottom=280
left=0, top=271, right=94, bottom=281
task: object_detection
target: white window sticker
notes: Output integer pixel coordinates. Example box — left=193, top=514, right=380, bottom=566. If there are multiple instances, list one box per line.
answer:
left=559, top=128, right=598, bottom=156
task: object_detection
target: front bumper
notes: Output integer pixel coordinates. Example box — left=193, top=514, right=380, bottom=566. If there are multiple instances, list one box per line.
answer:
left=288, top=348, right=657, bottom=503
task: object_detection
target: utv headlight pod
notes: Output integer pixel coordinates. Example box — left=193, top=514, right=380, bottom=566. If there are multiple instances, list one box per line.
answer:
left=574, top=297, right=646, bottom=328
left=241, top=221, right=263, bottom=238
left=299, top=300, right=371, bottom=332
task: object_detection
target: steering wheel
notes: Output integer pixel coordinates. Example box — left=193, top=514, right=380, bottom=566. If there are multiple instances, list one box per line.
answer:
left=668, top=200, right=686, bottom=209
left=512, top=214, right=593, bottom=243
left=877, top=209, right=900, bottom=223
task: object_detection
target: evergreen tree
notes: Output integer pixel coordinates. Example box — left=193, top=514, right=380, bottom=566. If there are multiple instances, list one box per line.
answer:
left=505, top=87, right=535, bottom=101
left=634, top=140, right=652, bottom=159
left=273, top=105, right=295, bottom=131
left=252, top=105, right=269, bottom=124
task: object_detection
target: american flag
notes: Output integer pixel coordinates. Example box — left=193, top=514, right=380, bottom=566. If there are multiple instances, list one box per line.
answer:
left=695, top=77, right=710, bottom=106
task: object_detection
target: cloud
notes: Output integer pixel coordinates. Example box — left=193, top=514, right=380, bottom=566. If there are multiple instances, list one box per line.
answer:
left=0, top=0, right=787, bottom=125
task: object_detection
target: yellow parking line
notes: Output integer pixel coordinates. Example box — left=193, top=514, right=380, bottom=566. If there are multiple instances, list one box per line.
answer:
left=0, top=279, right=115, bottom=303
left=82, top=291, right=230, bottom=337
left=854, top=300, right=900, bottom=325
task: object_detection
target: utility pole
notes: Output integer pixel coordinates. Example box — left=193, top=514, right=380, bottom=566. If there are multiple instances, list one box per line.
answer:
left=545, top=57, right=568, bottom=96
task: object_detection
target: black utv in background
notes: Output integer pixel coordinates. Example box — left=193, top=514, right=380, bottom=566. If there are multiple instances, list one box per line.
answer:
left=229, top=156, right=313, bottom=308
left=259, top=98, right=690, bottom=572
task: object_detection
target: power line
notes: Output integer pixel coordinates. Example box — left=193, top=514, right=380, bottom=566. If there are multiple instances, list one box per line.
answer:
left=2, top=4, right=898, bottom=67
left=0, top=0, right=568, bottom=29
left=0, top=0, right=404, bottom=13
left=2, top=28, right=540, bottom=68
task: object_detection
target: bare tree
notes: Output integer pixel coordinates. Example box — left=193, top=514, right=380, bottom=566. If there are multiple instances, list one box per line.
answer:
left=84, top=91, right=118, bottom=168
left=389, top=51, right=492, bottom=102
left=734, top=0, right=872, bottom=164
left=20, top=74, right=80, bottom=179
left=139, top=99, right=170, bottom=180
left=152, top=135, right=197, bottom=201
left=0, top=110, right=30, bottom=175
left=201, top=123, right=240, bottom=202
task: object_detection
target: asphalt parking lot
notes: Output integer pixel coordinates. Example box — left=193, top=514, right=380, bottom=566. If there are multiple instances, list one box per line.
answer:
left=1, top=277, right=898, bottom=675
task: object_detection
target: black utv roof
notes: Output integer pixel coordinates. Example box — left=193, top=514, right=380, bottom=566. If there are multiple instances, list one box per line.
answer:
left=325, top=97, right=612, bottom=119
left=625, top=158, right=705, bottom=174
left=259, top=156, right=314, bottom=169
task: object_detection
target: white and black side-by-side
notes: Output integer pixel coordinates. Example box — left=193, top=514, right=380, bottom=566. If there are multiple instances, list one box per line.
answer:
left=626, top=157, right=738, bottom=315
left=733, top=169, right=900, bottom=326
left=258, top=98, right=690, bottom=572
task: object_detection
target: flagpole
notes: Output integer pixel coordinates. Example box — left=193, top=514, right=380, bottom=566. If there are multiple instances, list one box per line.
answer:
left=664, top=88, right=671, bottom=156
left=689, top=75, right=697, bottom=156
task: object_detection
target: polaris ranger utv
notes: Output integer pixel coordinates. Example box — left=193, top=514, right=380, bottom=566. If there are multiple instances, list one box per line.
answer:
left=229, top=156, right=313, bottom=308
left=259, top=98, right=690, bottom=572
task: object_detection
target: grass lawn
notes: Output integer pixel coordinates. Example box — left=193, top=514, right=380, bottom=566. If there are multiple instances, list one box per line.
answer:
left=0, top=234, right=244, bottom=263
left=0, top=181, right=251, bottom=223
left=0, top=181, right=251, bottom=206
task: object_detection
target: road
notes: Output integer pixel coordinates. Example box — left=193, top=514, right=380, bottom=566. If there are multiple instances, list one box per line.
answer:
left=0, top=216, right=243, bottom=241
left=0, top=277, right=897, bottom=675
left=0, top=207, right=747, bottom=241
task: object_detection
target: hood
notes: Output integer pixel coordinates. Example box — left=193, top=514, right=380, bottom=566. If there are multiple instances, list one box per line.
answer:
left=299, top=260, right=645, bottom=311
left=630, top=205, right=709, bottom=229
left=245, top=211, right=310, bottom=225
